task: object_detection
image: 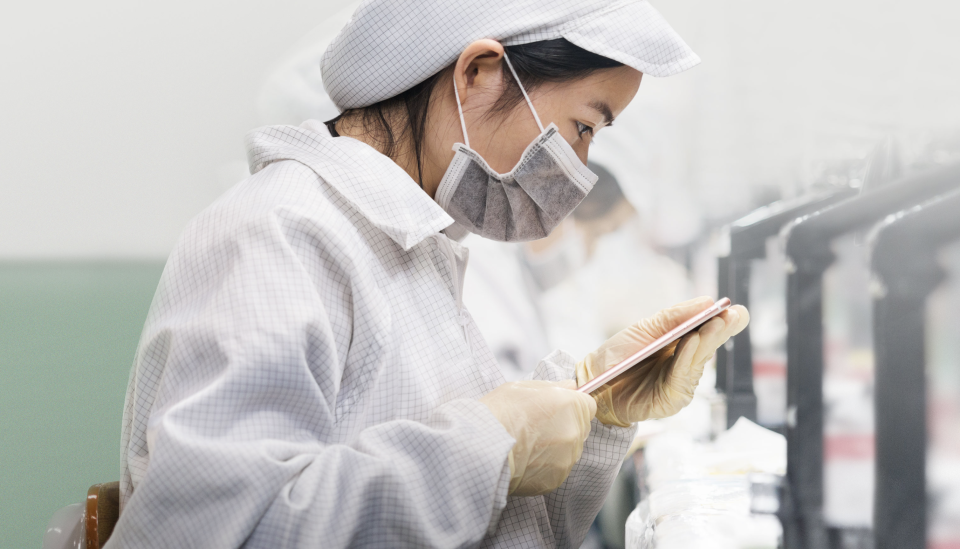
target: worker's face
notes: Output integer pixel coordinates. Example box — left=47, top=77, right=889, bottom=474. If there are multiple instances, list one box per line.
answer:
left=447, top=40, right=642, bottom=173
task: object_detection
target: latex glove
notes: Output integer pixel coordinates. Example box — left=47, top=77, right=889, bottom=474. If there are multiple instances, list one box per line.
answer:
left=576, top=297, right=749, bottom=427
left=480, top=380, right=597, bottom=496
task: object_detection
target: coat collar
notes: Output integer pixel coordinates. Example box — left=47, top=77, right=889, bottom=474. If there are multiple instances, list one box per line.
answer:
left=245, top=120, right=454, bottom=251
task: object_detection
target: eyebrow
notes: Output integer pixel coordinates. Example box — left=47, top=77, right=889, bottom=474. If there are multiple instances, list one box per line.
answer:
left=589, top=100, right=615, bottom=126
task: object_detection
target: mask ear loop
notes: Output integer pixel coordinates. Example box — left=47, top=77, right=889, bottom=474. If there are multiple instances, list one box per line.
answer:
left=453, top=51, right=544, bottom=149
left=452, top=73, right=470, bottom=149
left=502, top=51, right=545, bottom=133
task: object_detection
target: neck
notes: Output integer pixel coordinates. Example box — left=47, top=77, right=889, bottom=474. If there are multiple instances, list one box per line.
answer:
left=334, top=112, right=447, bottom=199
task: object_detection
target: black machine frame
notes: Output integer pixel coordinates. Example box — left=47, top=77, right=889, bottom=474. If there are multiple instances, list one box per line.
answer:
left=716, top=188, right=856, bottom=428
left=779, top=163, right=960, bottom=548
left=869, top=189, right=960, bottom=549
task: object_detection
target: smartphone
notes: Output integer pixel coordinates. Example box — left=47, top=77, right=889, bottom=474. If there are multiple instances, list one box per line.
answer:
left=577, top=297, right=732, bottom=395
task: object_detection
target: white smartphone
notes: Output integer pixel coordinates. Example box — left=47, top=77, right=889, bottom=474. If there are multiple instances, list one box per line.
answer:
left=577, top=297, right=732, bottom=395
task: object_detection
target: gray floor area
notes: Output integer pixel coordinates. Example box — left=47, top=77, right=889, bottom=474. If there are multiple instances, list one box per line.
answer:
left=0, top=262, right=163, bottom=549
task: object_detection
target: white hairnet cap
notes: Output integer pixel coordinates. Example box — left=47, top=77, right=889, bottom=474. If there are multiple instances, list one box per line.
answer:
left=321, top=0, right=699, bottom=111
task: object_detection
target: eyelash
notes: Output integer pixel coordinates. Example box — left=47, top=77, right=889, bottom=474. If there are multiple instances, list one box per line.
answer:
left=576, top=121, right=594, bottom=139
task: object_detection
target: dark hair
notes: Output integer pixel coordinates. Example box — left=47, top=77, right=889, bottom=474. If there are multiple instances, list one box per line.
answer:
left=324, top=38, right=623, bottom=186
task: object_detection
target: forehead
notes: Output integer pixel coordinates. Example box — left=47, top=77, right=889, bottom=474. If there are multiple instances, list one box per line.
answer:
left=539, top=66, right=642, bottom=115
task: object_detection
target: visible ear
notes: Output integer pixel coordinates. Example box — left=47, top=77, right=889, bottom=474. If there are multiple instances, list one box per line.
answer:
left=453, top=39, right=506, bottom=106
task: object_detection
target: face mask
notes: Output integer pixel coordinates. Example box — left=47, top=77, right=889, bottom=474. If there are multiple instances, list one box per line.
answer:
left=435, top=52, right=598, bottom=242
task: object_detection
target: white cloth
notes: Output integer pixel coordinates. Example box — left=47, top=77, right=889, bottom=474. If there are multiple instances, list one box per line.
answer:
left=321, top=0, right=700, bottom=111
left=108, top=120, right=635, bottom=548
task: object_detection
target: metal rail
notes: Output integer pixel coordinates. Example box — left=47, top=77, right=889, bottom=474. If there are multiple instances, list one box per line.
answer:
left=869, top=189, right=960, bottom=549
left=780, top=162, right=960, bottom=548
left=716, top=188, right=856, bottom=427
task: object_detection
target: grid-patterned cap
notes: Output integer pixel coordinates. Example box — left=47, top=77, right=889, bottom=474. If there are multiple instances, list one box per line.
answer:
left=321, top=0, right=700, bottom=111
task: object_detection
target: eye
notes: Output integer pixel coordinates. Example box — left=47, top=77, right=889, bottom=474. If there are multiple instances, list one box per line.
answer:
left=575, top=121, right=594, bottom=139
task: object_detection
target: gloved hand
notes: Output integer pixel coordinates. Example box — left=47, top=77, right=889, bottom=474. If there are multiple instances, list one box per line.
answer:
left=479, top=380, right=597, bottom=497
left=576, top=297, right=749, bottom=427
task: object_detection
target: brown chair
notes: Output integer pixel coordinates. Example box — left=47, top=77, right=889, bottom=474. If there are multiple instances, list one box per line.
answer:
left=43, top=482, right=120, bottom=549
left=85, top=482, right=120, bottom=549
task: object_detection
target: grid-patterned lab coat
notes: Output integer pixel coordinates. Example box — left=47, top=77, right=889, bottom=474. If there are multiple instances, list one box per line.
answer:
left=107, top=121, right=635, bottom=548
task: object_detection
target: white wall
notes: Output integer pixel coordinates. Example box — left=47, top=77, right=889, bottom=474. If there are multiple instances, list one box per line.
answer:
left=3, top=0, right=959, bottom=258
left=0, top=0, right=345, bottom=259
left=596, top=0, right=960, bottom=236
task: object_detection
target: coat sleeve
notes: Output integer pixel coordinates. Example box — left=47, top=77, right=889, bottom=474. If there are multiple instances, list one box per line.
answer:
left=529, top=350, right=638, bottom=548
left=107, top=202, right=514, bottom=549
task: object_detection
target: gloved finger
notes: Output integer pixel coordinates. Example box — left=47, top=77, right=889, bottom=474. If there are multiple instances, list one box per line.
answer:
left=669, top=331, right=701, bottom=382
left=573, top=390, right=598, bottom=420
left=693, top=305, right=750, bottom=365
left=554, top=379, right=599, bottom=420
left=694, top=306, right=747, bottom=365
left=719, top=305, right=749, bottom=334
left=665, top=332, right=700, bottom=382
left=551, top=379, right=597, bottom=430
left=725, top=305, right=750, bottom=335
left=556, top=396, right=593, bottom=465
left=556, top=379, right=578, bottom=391
left=646, top=333, right=703, bottom=420
left=687, top=315, right=728, bottom=366
left=603, top=342, right=673, bottom=404
left=697, top=315, right=728, bottom=341
left=648, top=296, right=715, bottom=333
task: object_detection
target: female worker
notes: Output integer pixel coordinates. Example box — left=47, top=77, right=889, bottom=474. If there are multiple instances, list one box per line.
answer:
left=109, top=1, right=748, bottom=547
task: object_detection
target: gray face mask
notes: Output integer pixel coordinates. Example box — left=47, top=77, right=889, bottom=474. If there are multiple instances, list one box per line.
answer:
left=435, top=53, right=598, bottom=242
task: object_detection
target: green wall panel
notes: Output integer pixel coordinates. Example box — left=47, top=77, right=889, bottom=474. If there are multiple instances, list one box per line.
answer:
left=0, top=262, right=164, bottom=548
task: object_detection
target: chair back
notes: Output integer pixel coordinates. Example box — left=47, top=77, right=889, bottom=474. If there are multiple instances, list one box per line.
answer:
left=85, top=482, right=120, bottom=549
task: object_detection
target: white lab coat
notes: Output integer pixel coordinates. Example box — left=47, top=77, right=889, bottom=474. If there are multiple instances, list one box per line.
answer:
left=108, top=121, right=635, bottom=548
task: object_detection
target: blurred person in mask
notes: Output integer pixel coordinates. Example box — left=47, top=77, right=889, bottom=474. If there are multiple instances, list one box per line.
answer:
left=464, top=162, right=695, bottom=549
left=463, top=162, right=635, bottom=380
left=535, top=177, right=697, bottom=361
left=468, top=159, right=694, bottom=379
left=110, top=1, right=749, bottom=548
left=465, top=162, right=658, bottom=549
